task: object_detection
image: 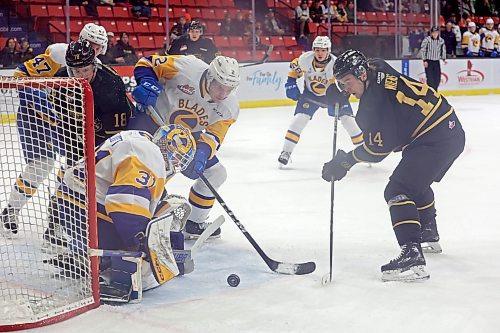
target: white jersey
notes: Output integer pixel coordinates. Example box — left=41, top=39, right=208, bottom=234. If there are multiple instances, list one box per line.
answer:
left=462, top=31, right=481, bottom=53
left=288, top=51, right=337, bottom=97
left=63, top=131, right=168, bottom=225
left=135, top=55, right=239, bottom=158
left=479, top=28, right=500, bottom=52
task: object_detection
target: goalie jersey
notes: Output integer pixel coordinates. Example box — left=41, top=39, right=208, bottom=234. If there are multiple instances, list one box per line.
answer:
left=288, top=51, right=337, bottom=97
left=62, top=131, right=170, bottom=248
left=134, top=55, right=239, bottom=159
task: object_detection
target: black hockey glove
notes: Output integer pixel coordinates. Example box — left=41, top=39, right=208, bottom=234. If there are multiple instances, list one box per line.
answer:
left=326, top=83, right=350, bottom=106
left=322, top=150, right=356, bottom=182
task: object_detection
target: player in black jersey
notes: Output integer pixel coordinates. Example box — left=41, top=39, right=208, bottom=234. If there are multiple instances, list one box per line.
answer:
left=56, top=40, right=133, bottom=146
left=167, top=21, right=219, bottom=64
left=322, top=50, right=465, bottom=282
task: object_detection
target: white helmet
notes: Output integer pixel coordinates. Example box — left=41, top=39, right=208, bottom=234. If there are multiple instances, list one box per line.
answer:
left=207, top=56, right=240, bottom=89
left=486, top=18, right=494, bottom=26
left=79, top=23, right=108, bottom=55
left=312, top=36, right=331, bottom=51
left=468, top=21, right=476, bottom=28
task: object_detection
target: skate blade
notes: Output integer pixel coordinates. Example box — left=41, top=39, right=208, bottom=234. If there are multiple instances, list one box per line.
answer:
left=381, top=265, right=430, bottom=282
left=422, top=241, right=442, bottom=254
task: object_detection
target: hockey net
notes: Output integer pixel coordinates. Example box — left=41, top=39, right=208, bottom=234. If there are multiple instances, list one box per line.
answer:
left=0, top=77, right=98, bottom=331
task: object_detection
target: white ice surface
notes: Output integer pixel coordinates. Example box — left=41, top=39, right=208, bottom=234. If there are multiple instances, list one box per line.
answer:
left=12, top=95, right=500, bottom=332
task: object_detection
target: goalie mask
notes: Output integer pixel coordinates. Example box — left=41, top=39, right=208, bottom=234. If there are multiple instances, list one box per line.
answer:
left=206, top=56, right=240, bottom=102
left=153, top=124, right=196, bottom=173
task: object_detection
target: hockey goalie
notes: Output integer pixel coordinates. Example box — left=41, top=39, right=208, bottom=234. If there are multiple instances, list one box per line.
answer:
left=46, top=125, right=197, bottom=303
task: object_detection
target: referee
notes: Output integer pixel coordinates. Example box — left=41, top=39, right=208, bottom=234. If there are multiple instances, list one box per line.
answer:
left=420, top=27, right=447, bottom=91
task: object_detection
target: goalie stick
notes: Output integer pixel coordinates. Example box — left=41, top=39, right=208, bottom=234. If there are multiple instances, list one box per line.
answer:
left=199, top=174, right=316, bottom=275
left=239, top=44, right=274, bottom=68
left=89, top=216, right=225, bottom=260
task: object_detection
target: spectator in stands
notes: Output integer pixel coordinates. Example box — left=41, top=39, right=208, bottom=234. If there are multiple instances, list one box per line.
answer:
left=409, top=28, right=425, bottom=56
left=113, top=32, right=138, bottom=65
left=100, top=0, right=115, bottom=6
left=70, top=0, right=98, bottom=17
left=170, top=14, right=191, bottom=41
left=220, top=13, right=233, bottom=36
left=345, top=1, right=355, bottom=22
left=18, top=38, right=34, bottom=63
left=475, top=0, right=493, bottom=16
left=0, top=38, right=20, bottom=68
left=442, top=21, right=457, bottom=57
left=459, top=0, right=475, bottom=18
left=231, top=12, right=247, bottom=36
left=168, top=21, right=219, bottom=64
left=310, top=0, right=324, bottom=23
left=248, top=27, right=268, bottom=50
left=358, top=0, right=385, bottom=12
left=408, top=0, right=422, bottom=14
left=264, top=9, right=285, bottom=35
left=99, top=32, right=117, bottom=64
left=131, top=0, right=152, bottom=18
left=295, top=0, right=312, bottom=38
left=244, top=13, right=256, bottom=36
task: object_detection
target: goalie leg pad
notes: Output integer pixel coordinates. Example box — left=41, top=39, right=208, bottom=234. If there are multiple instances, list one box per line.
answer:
left=145, top=213, right=179, bottom=285
left=100, top=255, right=144, bottom=303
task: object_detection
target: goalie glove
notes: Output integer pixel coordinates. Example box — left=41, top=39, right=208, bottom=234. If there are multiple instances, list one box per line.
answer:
left=154, top=194, right=191, bottom=232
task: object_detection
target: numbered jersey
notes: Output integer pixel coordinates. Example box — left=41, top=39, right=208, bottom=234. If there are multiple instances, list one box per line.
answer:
left=64, top=131, right=169, bottom=233
left=288, top=51, right=336, bottom=97
left=350, top=59, right=461, bottom=163
left=479, top=28, right=500, bottom=52
left=14, top=43, right=103, bottom=78
left=462, top=31, right=481, bottom=53
left=134, top=55, right=239, bottom=158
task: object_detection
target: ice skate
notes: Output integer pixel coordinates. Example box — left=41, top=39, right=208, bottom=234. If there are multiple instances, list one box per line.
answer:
left=421, top=220, right=442, bottom=254
left=42, top=222, right=69, bottom=254
left=278, top=151, right=291, bottom=168
left=1, top=206, right=20, bottom=238
left=184, top=219, right=221, bottom=239
left=381, top=242, right=430, bottom=282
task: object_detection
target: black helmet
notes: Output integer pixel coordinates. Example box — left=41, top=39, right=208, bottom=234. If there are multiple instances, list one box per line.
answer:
left=333, top=49, right=368, bottom=80
left=188, top=20, right=203, bottom=32
left=66, top=40, right=95, bottom=68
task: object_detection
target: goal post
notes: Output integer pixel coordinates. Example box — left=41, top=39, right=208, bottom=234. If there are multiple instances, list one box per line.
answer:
left=0, top=77, right=99, bottom=331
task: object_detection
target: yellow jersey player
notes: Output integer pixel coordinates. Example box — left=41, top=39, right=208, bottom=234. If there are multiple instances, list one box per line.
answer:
left=14, top=23, right=108, bottom=78
left=132, top=55, right=240, bottom=238
left=278, top=36, right=363, bottom=167
left=322, top=50, right=465, bottom=282
left=46, top=125, right=196, bottom=302
left=462, top=22, right=481, bottom=56
left=479, top=18, right=499, bottom=57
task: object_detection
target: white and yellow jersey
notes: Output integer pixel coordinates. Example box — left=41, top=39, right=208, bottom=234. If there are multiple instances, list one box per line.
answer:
left=134, top=55, right=239, bottom=159
left=288, top=51, right=337, bottom=97
left=462, top=31, right=481, bottom=53
left=14, top=43, right=68, bottom=77
left=479, top=28, right=499, bottom=52
left=63, top=130, right=169, bottom=227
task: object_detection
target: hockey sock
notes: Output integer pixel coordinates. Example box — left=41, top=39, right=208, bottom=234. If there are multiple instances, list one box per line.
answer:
left=387, top=194, right=421, bottom=246
left=8, top=157, right=55, bottom=209
left=282, top=113, right=310, bottom=153
left=415, top=188, right=437, bottom=224
left=339, top=115, right=363, bottom=146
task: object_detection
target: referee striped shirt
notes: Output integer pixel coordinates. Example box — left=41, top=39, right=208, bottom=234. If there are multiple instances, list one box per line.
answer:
left=421, top=36, right=446, bottom=61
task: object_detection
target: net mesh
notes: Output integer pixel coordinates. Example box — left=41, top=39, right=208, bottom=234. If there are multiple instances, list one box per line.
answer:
left=0, top=77, right=96, bottom=327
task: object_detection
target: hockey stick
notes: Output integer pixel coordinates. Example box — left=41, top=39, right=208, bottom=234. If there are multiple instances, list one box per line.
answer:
left=321, top=103, right=340, bottom=286
left=239, top=44, right=274, bottom=68
left=199, top=174, right=316, bottom=275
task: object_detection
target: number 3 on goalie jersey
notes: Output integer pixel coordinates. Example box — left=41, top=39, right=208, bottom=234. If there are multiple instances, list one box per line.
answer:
left=136, top=170, right=156, bottom=187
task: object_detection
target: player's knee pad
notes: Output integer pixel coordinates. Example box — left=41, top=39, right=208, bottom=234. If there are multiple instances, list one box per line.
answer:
left=203, top=162, right=227, bottom=188
left=384, top=180, right=411, bottom=203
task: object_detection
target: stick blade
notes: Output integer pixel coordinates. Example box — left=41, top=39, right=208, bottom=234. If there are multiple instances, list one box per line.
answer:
left=271, top=261, right=316, bottom=275
left=321, top=273, right=333, bottom=286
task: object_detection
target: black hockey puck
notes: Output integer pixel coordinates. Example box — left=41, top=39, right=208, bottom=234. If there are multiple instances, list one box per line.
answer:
left=227, top=274, right=240, bottom=287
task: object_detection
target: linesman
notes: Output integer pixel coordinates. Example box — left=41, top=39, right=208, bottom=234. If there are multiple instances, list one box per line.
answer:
left=420, top=27, right=447, bottom=91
